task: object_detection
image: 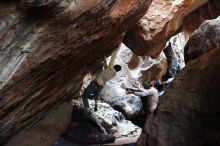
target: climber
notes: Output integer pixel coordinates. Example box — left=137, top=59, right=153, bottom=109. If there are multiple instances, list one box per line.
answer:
left=82, top=48, right=122, bottom=112
left=122, top=80, right=164, bottom=113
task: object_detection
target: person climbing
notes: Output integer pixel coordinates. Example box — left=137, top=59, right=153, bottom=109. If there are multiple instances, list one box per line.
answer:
left=82, top=48, right=122, bottom=112
left=122, top=80, right=164, bottom=113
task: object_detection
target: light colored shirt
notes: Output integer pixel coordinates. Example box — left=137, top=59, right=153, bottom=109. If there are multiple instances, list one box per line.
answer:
left=94, top=48, right=119, bottom=86
left=95, top=67, right=116, bottom=86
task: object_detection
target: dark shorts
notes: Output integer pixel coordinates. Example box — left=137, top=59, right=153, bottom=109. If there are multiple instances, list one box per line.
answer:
left=84, top=81, right=103, bottom=99
left=82, top=81, right=103, bottom=108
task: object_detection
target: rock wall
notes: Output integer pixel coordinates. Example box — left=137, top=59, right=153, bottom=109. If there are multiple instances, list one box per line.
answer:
left=137, top=13, right=220, bottom=146
left=184, top=16, right=220, bottom=63
left=0, top=0, right=153, bottom=144
left=123, top=0, right=209, bottom=57
left=139, top=52, right=167, bottom=82
left=72, top=99, right=142, bottom=145
left=137, top=46, right=220, bottom=146
left=182, top=1, right=219, bottom=35
left=169, top=32, right=188, bottom=69
left=123, top=0, right=220, bottom=58
left=5, top=102, right=72, bottom=146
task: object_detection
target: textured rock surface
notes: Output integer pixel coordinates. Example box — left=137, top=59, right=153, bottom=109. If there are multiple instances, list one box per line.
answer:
left=139, top=52, right=167, bottom=82
left=5, top=102, right=72, bottom=146
left=137, top=46, right=220, bottom=146
left=124, top=0, right=209, bottom=57
left=184, top=16, right=220, bottom=63
left=182, top=0, right=220, bottom=34
left=18, top=0, right=63, bottom=11
left=0, top=0, right=153, bottom=144
left=100, top=80, right=143, bottom=118
left=168, top=32, right=187, bottom=69
left=72, top=99, right=142, bottom=145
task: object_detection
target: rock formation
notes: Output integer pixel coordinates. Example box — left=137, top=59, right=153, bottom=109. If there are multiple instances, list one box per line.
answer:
left=137, top=12, right=220, bottom=146
left=72, top=99, right=142, bottom=145
left=182, top=0, right=220, bottom=34
left=123, top=0, right=219, bottom=58
left=137, top=46, right=220, bottom=146
left=100, top=80, right=143, bottom=118
left=0, top=0, right=153, bottom=144
left=99, top=44, right=167, bottom=118
left=1, top=0, right=220, bottom=145
left=139, top=52, right=167, bottom=82
left=184, top=16, right=220, bottom=63
left=168, top=32, right=187, bottom=69
left=6, top=102, right=72, bottom=146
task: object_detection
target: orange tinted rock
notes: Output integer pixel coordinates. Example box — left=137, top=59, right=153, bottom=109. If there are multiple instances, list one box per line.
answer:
left=124, top=0, right=209, bottom=57
left=0, top=0, right=152, bottom=144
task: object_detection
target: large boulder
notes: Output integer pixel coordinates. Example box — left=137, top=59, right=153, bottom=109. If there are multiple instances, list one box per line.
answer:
left=0, top=0, right=153, bottom=144
left=184, top=16, right=220, bottom=63
left=182, top=0, right=220, bottom=35
left=168, top=32, right=187, bottom=69
left=72, top=99, right=142, bottom=145
left=123, top=0, right=209, bottom=57
left=137, top=46, right=220, bottom=146
left=100, top=80, right=143, bottom=118
left=6, top=102, right=72, bottom=146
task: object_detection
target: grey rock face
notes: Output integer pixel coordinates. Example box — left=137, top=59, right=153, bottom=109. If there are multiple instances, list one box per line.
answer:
left=184, top=16, right=220, bottom=63
left=72, top=99, right=142, bottom=145
left=100, top=82, right=143, bottom=118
